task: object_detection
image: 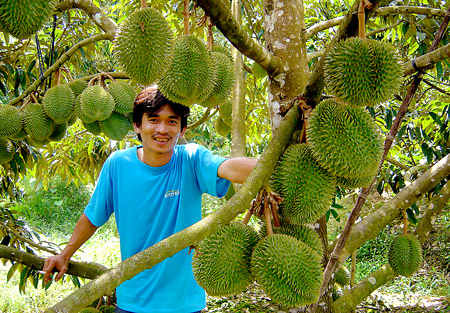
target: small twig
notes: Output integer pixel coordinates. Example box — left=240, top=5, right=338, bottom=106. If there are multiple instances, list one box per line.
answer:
left=183, top=0, right=190, bottom=35
left=242, top=210, right=253, bottom=225
left=264, top=200, right=273, bottom=236
left=402, top=210, right=408, bottom=235
left=358, top=0, right=366, bottom=39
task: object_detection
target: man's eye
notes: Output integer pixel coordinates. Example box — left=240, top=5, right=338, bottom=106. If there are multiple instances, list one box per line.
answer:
left=169, top=120, right=178, bottom=125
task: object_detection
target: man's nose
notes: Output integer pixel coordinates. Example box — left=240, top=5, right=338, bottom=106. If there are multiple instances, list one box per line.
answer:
left=155, top=122, right=168, bottom=133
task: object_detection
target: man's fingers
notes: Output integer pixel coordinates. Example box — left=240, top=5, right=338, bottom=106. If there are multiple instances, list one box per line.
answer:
left=54, top=266, right=67, bottom=282
left=42, top=259, right=55, bottom=283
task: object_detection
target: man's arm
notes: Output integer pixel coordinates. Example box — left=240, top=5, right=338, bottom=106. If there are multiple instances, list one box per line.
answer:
left=217, top=157, right=258, bottom=184
left=43, top=213, right=98, bottom=283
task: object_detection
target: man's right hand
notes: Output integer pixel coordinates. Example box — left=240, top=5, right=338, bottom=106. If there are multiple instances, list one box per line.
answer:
left=42, top=253, right=70, bottom=284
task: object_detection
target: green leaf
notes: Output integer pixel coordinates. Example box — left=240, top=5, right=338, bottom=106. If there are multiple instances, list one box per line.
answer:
left=429, top=112, right=442, bottom=127
left=406, top=208, right=418, bottom=225
left=7, top=262, right=19, bottom=282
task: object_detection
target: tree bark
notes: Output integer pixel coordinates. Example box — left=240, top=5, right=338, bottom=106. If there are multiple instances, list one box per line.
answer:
left=45, top=105, right=300, bottom=313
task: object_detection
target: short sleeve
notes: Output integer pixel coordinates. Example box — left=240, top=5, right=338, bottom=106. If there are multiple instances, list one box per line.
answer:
left=84, top=155, right=115, bottom=227
left=186, top=144, right=231, bottom=198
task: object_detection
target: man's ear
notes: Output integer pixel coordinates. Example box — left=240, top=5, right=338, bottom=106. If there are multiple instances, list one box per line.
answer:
left=133, top=122, right=141, bottom=134
left=180, top=126, right=187, bottom=137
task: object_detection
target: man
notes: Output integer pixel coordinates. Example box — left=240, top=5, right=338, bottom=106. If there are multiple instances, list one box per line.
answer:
left=43, top=86, right=257, bottom=313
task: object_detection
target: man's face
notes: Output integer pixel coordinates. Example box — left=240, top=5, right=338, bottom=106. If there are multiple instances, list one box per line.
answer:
left=134, top=104, right=186, bottom=160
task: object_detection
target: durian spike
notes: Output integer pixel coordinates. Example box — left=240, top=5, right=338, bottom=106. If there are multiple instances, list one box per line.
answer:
left=183, top=0, right=190, bottom=35
left=141, top=0, right=147, bottom=8
left=402, top=209, right=408, bottom=235
left=242, top=209, right=253, bottom=225
left=264, top=199, right=274, bottom=236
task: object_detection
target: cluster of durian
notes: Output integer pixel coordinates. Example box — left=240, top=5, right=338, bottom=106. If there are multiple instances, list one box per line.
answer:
left=0, top=0, right=55, bottom=39
left=113, top=7, right=235, bottom=133
left=388, top=233, right=422, bottom=277
left=192, top=221, right=325, bottom=308
left=0, top=79, right=135, bottom=164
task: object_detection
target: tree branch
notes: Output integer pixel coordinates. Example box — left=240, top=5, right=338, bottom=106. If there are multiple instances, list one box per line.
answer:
left=0, top=245, right=108, bottom=280
left=403, top=43, right=450, bottom=75
left=194, top=0, right=284, bottom=77
left=45, top=105, right=300, bottom=313
left=332, top=179, right=450, bottom=313
left=8, top=33, right=114, bottom=106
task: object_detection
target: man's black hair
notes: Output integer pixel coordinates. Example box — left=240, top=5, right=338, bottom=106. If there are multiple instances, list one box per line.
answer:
left=133, top=86, right=190, bottom=141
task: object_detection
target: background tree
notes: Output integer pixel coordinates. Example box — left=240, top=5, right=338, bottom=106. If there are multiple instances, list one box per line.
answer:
left=0, top=0, right=450, bottom=312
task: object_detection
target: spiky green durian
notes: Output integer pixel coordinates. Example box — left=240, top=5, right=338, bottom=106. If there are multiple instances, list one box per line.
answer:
left=214, top=116, right=231, bottom=137
left=67, top=78, right=88, bottom=97
left=388, top=234, right=422, bottom=277
left=335, top=265, right=350, bottom=286
left=211, top=44, right=233, bottom=62
left=0, top=0, right=55, bottom=39
left=114, top=7, right=174, bottom=86
left=307, top=99, right=383, bottom=180
left=324, top=37, right=403, bottom=107
left=158, top=35, right=215, bottom=107
left=337, top=174, right=374, bottom=189
left=79, top=308, right=100, bottom=313
left=43, top=84, right=75, bottom=124
left=99, top=112, right=132, bottom=141
left=200, top=52, right=235, bottom=108
left=107, top=81, right=136, bottom=114
left=0, top=139, right=14, bottom=164
left=251, top=62, right=267, bottom=79
left=260, top=224, right=323, bottom=257
left=219, top=99, right=232, bottom=127
left=10, top=129, right=27, bottom=140
left=48, top=122, right=67, bottom=142
left=251, top=234, right=323, bottom=307
left=83, top=121, right=102, bottom=136
left=74, top=95, right=94, bottom=124
left=0, top=105, right=22, bottom=138
left=192, top=222, right=259, bottom=296
left=270, top=143, right=336, bottom=224
left=99, top=305, right=115, bottom=313
left=22, top=103, right=54, bottom=141
left=80, top=85, right=115, bottom=121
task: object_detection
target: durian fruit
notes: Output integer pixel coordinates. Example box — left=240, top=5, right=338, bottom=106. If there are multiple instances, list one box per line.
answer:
left=107, top=81, right=136, bottom=114
left=158, top=35, right=215, bottom=107
left=324, top=37, right=403, bottom=107
left=22, top=102, right=54, bottom=141
left=335, top=265, right=350, bottom=286
left=83, top=121, right=102, bottom=136
left=48, top=122, right=67, bottom=142
left=99, top=112, right=132, bottom=141
left=251, top=234, right=323, bottom=307
left=388, top=233, right=422, bottom=277
left=42, top=84, right=75, bottom=124
left=67, top=78, right=88, bottom=97
left=200, top=52, right=235, bottom=108
left=79, top=85, right=115, bottom=122
left=307, top=99, right=383, bottom=181
left=214, top=116, right=231, bottom=137
left=260, top=224, right=323, bottom=257
left=270, top=144, right=336, bottom=224
left=99, top=305, right=115, bottom=313
left=337, top=175, right=374, bottom=189
left=251, top=62, right=267, bottom=79
left=0, top=105, right=22, bottom=138
left=114, top=7, right=174, bottom=86
left=74, top=95, right=94, bottom=124
left=211, top=44, right=233, bottom=62
left=0, top=139, right=15, bottom=164
left=0, top=0, right=55, bottom=39
left=192, top=222, right=260, bottom=297
left=219, top=99, right=232, bottom=127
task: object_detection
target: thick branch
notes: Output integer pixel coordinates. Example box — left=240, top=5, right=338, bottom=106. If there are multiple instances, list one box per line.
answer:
left=403, top=43, right=450, bottom=75
left=332, top=180, right=450, bottom=313
left=55, top=0, right=117, bottom=34
left=0, top=245, right=108, bottom=280
left=46, top=105, right=300, bottom=313
left=195, top=0, right=284, bottom=76
left=8, top=33, right=113, bottom=106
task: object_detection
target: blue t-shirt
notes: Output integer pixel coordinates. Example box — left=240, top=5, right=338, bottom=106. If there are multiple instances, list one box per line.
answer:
left=84, top=143, right=231, bottom=313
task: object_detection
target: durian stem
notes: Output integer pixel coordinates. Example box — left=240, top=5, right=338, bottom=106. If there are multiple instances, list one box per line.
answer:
left=351, top=250, right=356, bottom=288
left=358, top=0, right=366, bottom=39
left=100, top=72, right=115, bottom=83
left=183, top=0, right=190, bottom=35
left=298, top=98, right=311, bottom=143
left=264, top=200, right=273, bottom=236
left=242, top=210, right=253, bottom=225
left=207, top=17, right=213, bottom=50
left=270, top=204, right=281, bottom=227
left=140, top=0, right=147, bottom=9
left=29, top=93, right=39, bottom=104
left=402, top=210, right=408, bottom=235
